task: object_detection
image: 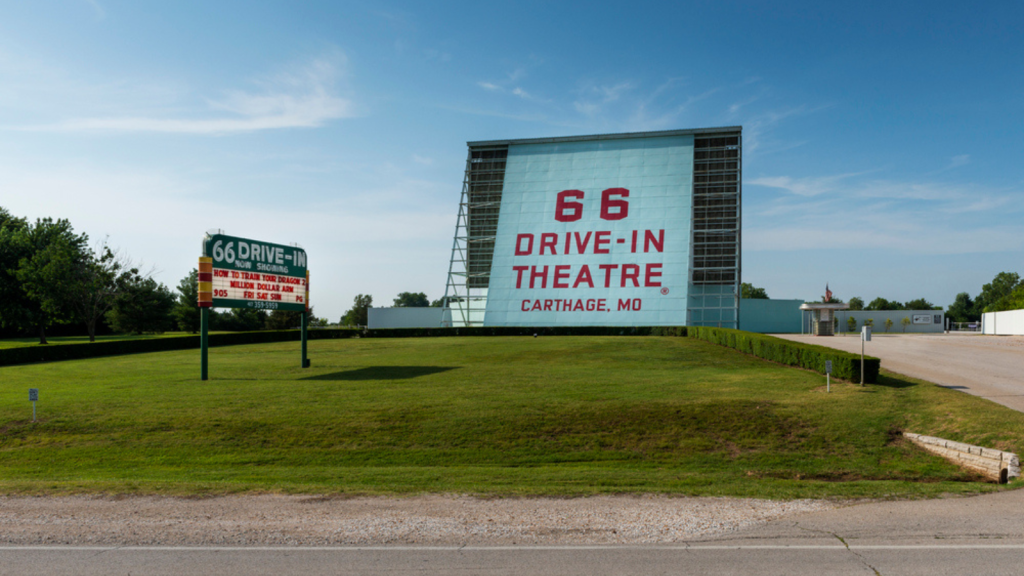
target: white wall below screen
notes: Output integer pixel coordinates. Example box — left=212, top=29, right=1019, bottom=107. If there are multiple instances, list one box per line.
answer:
left=368, top=307, right=448, bottom=329
left=982, top=309, right=1024, bottom=335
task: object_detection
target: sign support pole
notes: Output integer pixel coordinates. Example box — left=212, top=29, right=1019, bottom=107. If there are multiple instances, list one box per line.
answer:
left=201, top=308, right=209, bottom=381
left=301, top=311, right=309, bottom=368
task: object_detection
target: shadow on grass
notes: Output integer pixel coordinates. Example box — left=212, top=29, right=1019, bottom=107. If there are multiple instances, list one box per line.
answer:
left=874, top=373, right=918, bottom=389
left=301, top=366, right=458, bottom=381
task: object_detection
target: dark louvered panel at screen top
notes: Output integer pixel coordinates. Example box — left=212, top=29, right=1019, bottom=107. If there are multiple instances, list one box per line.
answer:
left=691, top=133, right=741, bottom=285
left=466, top=146, right=508, bottom=288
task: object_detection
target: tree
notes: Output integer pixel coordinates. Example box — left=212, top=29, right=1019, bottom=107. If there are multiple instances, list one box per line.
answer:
left=989, top=285, right=1024, bottom=313
left=393, top=292, right=429, bottom=307
left=900, top=316, right=912, bottom=332
left=72, top=243, right=140, bottom=342
left=884, top=318, right=893, bottom=333
left=341, top=294, right=372, bottom=326
left=848, top=297, right=865, bottom=311
left=215, top=308, right=269, bottom=331
left=266, top=309, right=302, bottom=330
left=0, top=208, right=33, bottom=337
left=172, top=269, right=201, bottom=333
left=11, top=217, right=91, bottom=343
left=977, top=272, right=1021, bottom=313
left=106, top=277, right=175, bottom=334
left=866, top=297, right=902, bottom=311
left=946, top=292, right=977, bottom=323
left=864, top=318, right=874, bottom=328
left=741, top=282, right=769, bottom=299
left=846, top=316, right=857, bottom=332
left=430, top=298, right=444, bottom=307
left=904, top=298, right=937, bottom=310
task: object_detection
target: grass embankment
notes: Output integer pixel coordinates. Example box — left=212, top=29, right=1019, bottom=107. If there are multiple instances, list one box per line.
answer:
left=1, top=336, right=1022, bottom=498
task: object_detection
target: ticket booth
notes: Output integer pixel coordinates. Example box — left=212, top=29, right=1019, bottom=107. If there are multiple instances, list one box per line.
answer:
left=799, top=303, right=850, bottom=336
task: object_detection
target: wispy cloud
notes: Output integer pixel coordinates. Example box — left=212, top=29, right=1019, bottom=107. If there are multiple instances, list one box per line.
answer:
left=747, top=170, right=1022, bottom=254
left=23, top=53, right=354, bottom=134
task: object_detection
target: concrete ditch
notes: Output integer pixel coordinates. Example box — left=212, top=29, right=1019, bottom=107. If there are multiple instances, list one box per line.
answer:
left=904, top=432, right=1020, bottom=483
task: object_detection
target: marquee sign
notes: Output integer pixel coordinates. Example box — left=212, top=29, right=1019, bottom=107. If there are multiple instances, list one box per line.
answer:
left=199, top=233, right=308, bottom=312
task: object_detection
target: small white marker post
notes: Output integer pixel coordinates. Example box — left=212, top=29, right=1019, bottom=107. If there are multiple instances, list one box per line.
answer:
left=860, top=325, right=871, bottom=386
left=28, top=388, right=38, bottom=422
left=825, top=360, right=832, bottom=393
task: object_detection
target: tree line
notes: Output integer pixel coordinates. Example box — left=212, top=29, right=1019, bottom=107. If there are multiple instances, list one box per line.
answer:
left=744, top=271, right=1024, bottom=323
left=338, top=292, right=444, bottom=326
left=0, top=207, right=323, bottom=343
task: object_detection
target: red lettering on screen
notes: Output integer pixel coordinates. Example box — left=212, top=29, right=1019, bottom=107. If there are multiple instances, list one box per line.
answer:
left=554, top=190, right=584, bottom=222
left=573, top=265, right=594, bottom=288
left=645, top=263, right=663, bottom=287
left=621, top=264, right=640, bottom=287
left=598, top=264, right=618, bottom=288
left=515, top=234, right=534, bottom=256
left=540, top=233, right=557, bottom=255
left=529, top=266, right=548, bottom=289
left=553, top=265, right=571, bottom=288
left=513, top=265, right=529, bottom=288
left=594, top=231, right=611, bottom=254
left=600, top=188, right=629, bottom=220
left=644, top=229, right=664, bottom=253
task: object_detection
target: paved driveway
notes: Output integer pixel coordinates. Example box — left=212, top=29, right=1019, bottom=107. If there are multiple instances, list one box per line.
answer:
left=775, top=333, right=1024, bottom=412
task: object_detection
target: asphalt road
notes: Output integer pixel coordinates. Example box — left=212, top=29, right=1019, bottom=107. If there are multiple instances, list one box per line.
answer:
left=776, top=332, right=1024, bottom=412
left=5, top=488, right=1024, bottom=575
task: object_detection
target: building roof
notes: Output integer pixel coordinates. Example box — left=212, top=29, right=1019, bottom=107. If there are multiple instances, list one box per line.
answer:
left=467, top=126, right=742, bottom=147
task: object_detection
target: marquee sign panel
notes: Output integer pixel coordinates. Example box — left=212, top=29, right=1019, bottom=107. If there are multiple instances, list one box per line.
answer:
left=200, top=233, right=308, bottom=312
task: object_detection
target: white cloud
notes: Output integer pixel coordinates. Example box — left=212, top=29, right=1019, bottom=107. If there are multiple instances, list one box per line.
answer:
left=477, top=81, right=501, bottom=91
left=412, top=154, right=433, bottom=165
left=22, top=54, right=354, bottom=134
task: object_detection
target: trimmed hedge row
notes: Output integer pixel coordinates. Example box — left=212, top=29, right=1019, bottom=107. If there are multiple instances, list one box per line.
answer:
left=361, top=326, right=687, bottom=338
left=687, top=326, right=880, bottom=383
left=0, top=329, right=360, bottom=367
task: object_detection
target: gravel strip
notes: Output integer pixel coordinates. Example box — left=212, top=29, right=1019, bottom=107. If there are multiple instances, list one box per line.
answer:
left=0, top=495, right=839, bottom=546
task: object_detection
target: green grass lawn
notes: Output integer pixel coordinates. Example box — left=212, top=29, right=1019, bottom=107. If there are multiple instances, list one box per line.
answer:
left=1, top=335, right=1022, bottom=498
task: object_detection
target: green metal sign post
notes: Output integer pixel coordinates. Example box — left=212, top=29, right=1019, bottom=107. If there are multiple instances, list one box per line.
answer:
left=198, top=232, right=309, bottom=380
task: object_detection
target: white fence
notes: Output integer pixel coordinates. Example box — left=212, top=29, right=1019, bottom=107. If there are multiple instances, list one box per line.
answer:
left=982, top=309, right=1024, bottom=336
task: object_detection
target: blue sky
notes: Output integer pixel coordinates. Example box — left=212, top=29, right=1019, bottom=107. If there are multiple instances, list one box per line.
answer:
left=1, top=1, right=1021, bottom=319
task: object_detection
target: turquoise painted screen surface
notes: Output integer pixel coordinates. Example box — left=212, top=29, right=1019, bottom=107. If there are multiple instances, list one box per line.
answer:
left=484, top=135, right=693, bottom=326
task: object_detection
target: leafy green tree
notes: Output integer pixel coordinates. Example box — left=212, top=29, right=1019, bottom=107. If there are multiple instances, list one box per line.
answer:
left=172, top=269, right=201, bottom=333
left=0, top=208, right=33, bottom=337
left=900, top=316, right=912, bottom=332
left=866, top=297, right=902, bottom=311
left=864, top=318, right=874, bottom=328
left=266, top=309, right=302, bottom=330
left=741, top=282, right=769, bottom=299
left=990, top=285, right=1024, bottom=313
left=846, top=316, right=857, bottom=332
left=73, top=243, right=140, bottom=342
left=904, top=298, right=937, bottom=310
left=11, top=217, right=91, bottom=343
left=946, top=292, right=977, bottom=323
left=106, top=277, right=175, bottom=334
left=430, top=298, right=444, bottom=307
left=884, top=318, right=893, bottom=333
left=341, top=294, right=372, bottom=326
left=214, top=308, right=269, bottom=331
left=393, top=291, right=429, bottom=307
left=848, top=297, right=864, bottom=311
left=977, top=272, right=1021, bottom=313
